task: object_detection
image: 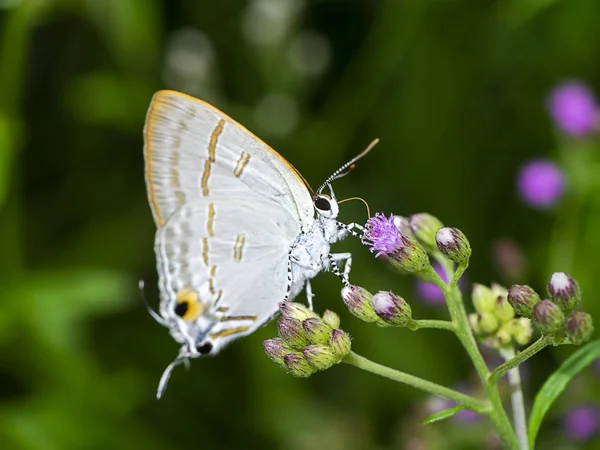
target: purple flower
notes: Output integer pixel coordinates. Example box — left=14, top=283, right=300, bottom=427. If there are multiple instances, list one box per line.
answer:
left=563, top=405, right=600, bottom=442
left=547, top=81, right=599, bottom=137
left=362, top=213, right=402, bottom=257
left=517, top=159, right=564, bottom=209
left=415, top=263, right=447, bottom=305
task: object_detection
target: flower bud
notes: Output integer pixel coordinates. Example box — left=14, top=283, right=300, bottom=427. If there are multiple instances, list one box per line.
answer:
left=279, top=302, right=318, bottom=322
left=508, top=318, right=533, bottom=346
left=547, top=272, right=581, bottom=312
left=277, top=316, right=310, bottom=348
left=410, top=213, right=445, bottom=254
left=302, top=318, right=332, bottom=345
left=322, top=310, right=340, bottom=329
left=435, top=227, right=472, bottom=264
left=370, top=291, right=412, bottom=326
left=507, top=284, right=540, bottom=318
left=263, top=338, right=292, bottom=366
left=495, top=326, right=513, bottom=349
left=472, top=284, right=496, bottom=313
left=330, top=329, right=351, bottom=359
left=393, top=215, right=414, bottom=238
left=494, top=295, right=515, bottom=323
left=302, top=345, right=338, bottom=370
left=469, top=313, right=481, bottom=334
left=341, top=285, right=379, bottom=323
left=532, top=299, right=565, bottom=334
left=283, top=352, right=317, bottom=377
left=565, top=311, right=594, bottom=345
left=478, top=312, right=499, bottom=334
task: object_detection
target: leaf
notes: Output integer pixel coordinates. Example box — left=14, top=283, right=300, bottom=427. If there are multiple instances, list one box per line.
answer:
left=422, top=405, right=466, bottom=425
left=528, top=340, right=600, bottom=447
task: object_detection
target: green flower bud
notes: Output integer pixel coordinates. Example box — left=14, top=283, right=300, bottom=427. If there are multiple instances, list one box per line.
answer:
left=370, top=291, right=412, bottom=326
left=389, top=236, right=430, bottom=273
left=279, top=302, right=318, bottom=322
left=478, top=312, right=499, bottom=334
left=277, top=316, right=310, bottom=348
left=507, top=284, right=540, bottom=318
left=302, top=318, right=332, bottom=345
left=532, top=299, right=565, bottom=334
left=330, top=329, right=351, bottom=359
left=263, top=338, right=292, bottom=366
left=410, top=213, right=445, bottom=254
left=322, top=310, right=341, bottom=329
left=469, top=313, right=481, bottom=334
left=435, top=227, right=472, bottom=264
left=565, top=311, right=594, bottom=345
left=283, top=352, right=317, bottom=377
left=472, top=284, right=496, bottom=313
left=341, top=286, right=380, bottom=323
left=302, top=345, right=339, bottom=370
left=494, top=326, right=513, bottom=349
left=547, top=272, right=582, bottom=313
left=506, top=318, right=533, bottom=346
left=494, top=295, right=515, bottom=323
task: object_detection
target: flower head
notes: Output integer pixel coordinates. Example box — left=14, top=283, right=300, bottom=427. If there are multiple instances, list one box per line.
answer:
left=548, top=272, right=581, bottom=312
left=548, top=81, right=599, bottom=137
left=517, top=159, right=564, bottom=209
left=563, top=405, right=600, bottom=442
left=435, top=227, right=471, bottom=264
left=370, top=291, right=412, bottom=326
left=507, top=284, right=540, bottom=318
left=532, top=299, right=565, bottom=334
left=565, top=311, right=594, bottom=345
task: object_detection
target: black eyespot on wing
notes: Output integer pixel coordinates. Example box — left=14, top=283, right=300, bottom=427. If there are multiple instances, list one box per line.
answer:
left=314, top=196, right=331, bottom=211
left=174, top=302, right=189, bottom=317
left=196, top=342, right=213, bottom=355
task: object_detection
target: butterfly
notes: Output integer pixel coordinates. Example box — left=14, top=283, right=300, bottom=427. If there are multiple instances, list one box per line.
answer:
left=143, top=90, right=372, bottom=398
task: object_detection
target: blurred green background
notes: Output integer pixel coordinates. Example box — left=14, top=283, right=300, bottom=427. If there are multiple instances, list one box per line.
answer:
left=1, top=0, right=600, bottom=449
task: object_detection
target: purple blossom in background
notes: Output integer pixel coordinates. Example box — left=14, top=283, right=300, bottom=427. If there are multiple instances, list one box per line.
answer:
left=415, top=263, right=446, bottom=305
left=517, top=159, right=564, bottom=209
left=563, top=405, right=600, bottom=442
left=547, top=81, right=599, bottom=137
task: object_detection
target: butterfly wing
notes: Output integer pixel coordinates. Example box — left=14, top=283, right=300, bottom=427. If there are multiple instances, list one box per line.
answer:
left=143, top=90, right=314, bottom=230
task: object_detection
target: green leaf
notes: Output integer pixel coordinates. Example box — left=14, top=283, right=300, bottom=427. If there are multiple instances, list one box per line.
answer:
left=422, top=405, right=465, bottom=425
left=528, top=340, right=600, bottom=448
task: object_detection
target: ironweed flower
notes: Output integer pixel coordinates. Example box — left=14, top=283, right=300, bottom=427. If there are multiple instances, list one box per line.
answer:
left=435, top=227, right=471, bottom=264
left=410, top=213, right=444, bottom=254
left=547, top=81, right=599, bottom=137
left=565, top=311, right=594, bottom=345
left=363, top=213, right=429, bottom=273
left=548, top=272, right=581, bottom=312
left=517, top=159, right=564, bottom=209
left=370, top=291, right=412, bottom=326
left=341, top=285, right=380, bottom=323
left=507, top=284, right=540, bottom=318
left=532, top=299, right=565, bottom=334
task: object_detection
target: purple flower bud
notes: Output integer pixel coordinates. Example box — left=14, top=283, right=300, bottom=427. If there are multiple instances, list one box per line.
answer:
left=363, top=213, right=430, bottom=273
left=370, top=291, right=412, bottom=326
left=435, top=227, right=471, bottom=264
left=302, top=317, right=332, bottom=345
left=330, top=329, right=351, bottom=359
left=302, top=344, right=338, bottom=370
left=277, top=316, right=310, bottom=348
left=563, top=405, right=600, bottom=442
left=263, top=338, right=292, bottom=366
left=341, top=285, right=379, bottom=323
left=547, top=272, right=581, bottom=312
left=565, top=311, right=594, bottom=345
left=279, top=301, right=318, bottom=322
left=517, top=159, right=564, bottom=209
left=547, top=81, right=599, bottom=137
left=410, top=213, right=445, bottom=254
left=283, top=352, right=317, bottom=377
left=321, top=310, right=340, bottom=329
left=532, top=299, right=565, bottom=334
left=507, top=284, right=540, bottom=318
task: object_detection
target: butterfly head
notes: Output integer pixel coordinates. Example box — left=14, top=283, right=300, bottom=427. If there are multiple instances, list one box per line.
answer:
left=313, top=192, right=339, bottom=220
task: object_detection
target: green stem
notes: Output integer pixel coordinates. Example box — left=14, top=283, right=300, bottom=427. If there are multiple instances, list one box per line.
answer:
left=489, top=337, right=550, bottom=385
left=344, top=351, right=489, bottom=414
left=427, top=263, right=520, bottom=449
left=408, top=319, right=455, bottom=332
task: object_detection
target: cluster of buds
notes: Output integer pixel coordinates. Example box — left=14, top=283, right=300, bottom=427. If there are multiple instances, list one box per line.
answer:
left=341, top=285, right=414, bottom=328
left=263, top=303, right=352, bottom=377
left=468, top=283, right=533, bottom=349
left=507, top=272, right=593, bottom=345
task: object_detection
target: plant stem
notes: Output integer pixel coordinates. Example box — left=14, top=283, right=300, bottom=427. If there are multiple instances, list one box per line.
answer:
left=501, top=348, right=529, bottom=450
left=427, top=263, right=520, bottom=449
left=489, top=337, right=550, bottom=385
left=344, top=351, right=489, bottom=413
left=409, top=319, right=455, bottom=332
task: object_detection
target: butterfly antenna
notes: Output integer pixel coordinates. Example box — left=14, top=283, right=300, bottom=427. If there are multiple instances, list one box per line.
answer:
left=317, top=138, right=378, bottom=194
left=139, top=280, right=167, bottom=325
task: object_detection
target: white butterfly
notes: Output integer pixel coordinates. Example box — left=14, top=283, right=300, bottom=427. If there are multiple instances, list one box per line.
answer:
left=143, top=90, right=371, bottom=398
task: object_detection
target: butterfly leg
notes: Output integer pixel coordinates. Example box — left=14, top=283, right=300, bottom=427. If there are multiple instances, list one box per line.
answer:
left=331, top=252, right=352, bottom=282
left=305, top=279, right=314, bottom=310
left=336, top=221, right=365, bottom=240
left=328, top=253, right=351, bottom=288
left=282, top=249, right=295, bottom=303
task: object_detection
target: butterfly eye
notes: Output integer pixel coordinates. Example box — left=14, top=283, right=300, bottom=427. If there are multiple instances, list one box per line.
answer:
left=196, top=342, right=213, bottom=355
left=314, top=195, right=332, bottom=211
